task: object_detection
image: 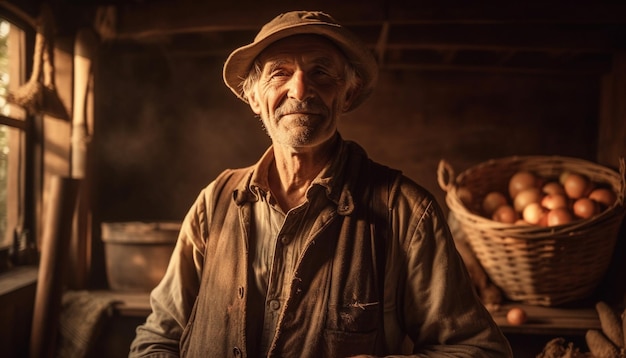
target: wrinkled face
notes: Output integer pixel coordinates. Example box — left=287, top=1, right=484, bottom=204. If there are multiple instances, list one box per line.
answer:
left=247, top=35, right=355, bottom=149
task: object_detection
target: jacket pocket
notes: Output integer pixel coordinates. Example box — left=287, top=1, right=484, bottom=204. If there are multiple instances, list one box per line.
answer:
left=327, top=301, right=380, bottom=332
left=323, top=301, right=380, bottom=356
left=323, top=328, right=378, bottom=357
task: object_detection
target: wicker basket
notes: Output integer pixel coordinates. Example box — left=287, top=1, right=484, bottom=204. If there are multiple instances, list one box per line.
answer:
left=438, top=156, right=625, bottom=306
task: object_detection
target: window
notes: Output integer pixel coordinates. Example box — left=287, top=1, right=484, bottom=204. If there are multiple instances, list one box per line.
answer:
left=0, top=18, right=27, bottom=268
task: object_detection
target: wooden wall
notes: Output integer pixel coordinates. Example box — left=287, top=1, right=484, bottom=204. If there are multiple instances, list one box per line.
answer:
left=94, top=44, right=602, bottom=223
left=91, top=39, right=624, bottom=303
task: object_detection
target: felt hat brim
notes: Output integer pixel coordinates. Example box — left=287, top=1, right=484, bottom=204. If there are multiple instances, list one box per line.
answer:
left=222, top=11, right=378, bottom=112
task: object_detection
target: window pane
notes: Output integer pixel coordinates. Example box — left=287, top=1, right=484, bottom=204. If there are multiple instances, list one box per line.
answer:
left=0, top=19, right=25, bottom=251
left=0, top=124, right=7, bottom=247
left=0, top=124, right=20, bottom=250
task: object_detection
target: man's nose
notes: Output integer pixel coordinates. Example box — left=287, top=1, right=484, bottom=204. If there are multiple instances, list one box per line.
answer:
left=287, top=71, right=313, bottom=101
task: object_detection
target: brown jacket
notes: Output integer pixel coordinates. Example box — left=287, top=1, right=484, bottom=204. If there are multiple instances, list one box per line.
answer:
left=129, top=140, right=512, bottom=357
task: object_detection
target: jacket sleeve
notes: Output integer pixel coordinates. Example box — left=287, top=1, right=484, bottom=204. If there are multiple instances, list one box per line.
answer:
left=383, top=177, right=513, bottom=357
left=128, top=184, right=214, bottom=357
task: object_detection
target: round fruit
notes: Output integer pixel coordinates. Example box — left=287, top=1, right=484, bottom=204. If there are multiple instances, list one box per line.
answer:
left=573, top=197, right=598, bottom=219
left=506, top=307, right=527, bottom=325
left=563, top=173, right=591, bottom=199
left=509, top=171, right=538, bottom=199
left=541, top=193, right=569, bottom=210
left=522, top=202, right=546, bottom=225
left=513, top=188, right=542, bottom=212
left=547, top=207, right=574, bottom=226
left=482, top=191, right=508, bottom=216
left=588, top=188, right=616, bottom=208
left=542, top=181, right=565, bottom=196
left=492, top=205, right=518, bottom=224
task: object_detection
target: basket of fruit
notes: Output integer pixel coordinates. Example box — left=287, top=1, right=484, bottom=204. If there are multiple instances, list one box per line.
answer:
left=437, top=156, right=625, bottom=306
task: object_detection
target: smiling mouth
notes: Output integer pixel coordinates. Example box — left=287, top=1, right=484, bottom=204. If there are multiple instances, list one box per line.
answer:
left=276, top=99, right=329, bottom=119
left=281, top=112, right=321, bottom=118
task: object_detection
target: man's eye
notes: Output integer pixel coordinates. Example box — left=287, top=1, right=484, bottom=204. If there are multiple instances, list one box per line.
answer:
left=313, top=68, right=330, bottom=76
left=270, top=71, right=288, bottom=78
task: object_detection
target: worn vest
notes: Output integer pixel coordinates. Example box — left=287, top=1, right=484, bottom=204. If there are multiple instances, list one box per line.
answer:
left=180, top=151, right=401, bottom=358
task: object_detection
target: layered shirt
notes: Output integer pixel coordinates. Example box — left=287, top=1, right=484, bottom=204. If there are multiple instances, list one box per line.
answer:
left=130, top=137, right=513, bottom=357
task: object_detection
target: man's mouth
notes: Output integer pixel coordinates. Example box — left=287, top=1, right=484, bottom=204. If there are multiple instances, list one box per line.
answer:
left=275, top=99, right=329, bottom=119
left=283, top=111, right=319, bottom=116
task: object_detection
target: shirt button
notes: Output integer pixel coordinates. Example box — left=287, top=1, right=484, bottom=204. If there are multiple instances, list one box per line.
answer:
left=233, top=347, right=242, bottom=356
left=280, top=234, right=292, bottom=245
left=269, top=299, right=281, bottom=311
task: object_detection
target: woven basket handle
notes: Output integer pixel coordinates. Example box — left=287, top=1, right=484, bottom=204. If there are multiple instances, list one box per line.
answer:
left=617, top=157, right=626, bottom=206
left=437, top=159, right=455, bottom=192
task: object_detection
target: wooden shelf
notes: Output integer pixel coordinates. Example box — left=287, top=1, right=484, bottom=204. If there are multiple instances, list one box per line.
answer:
left=95, top=291, right=602, bottom=337
left=491, top=303, right=600, bottom=336
left=0, top=265, right=38, bottom=297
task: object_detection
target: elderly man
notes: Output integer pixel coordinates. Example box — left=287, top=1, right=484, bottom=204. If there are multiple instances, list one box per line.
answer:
left=129, top=10, right=512, bottom=357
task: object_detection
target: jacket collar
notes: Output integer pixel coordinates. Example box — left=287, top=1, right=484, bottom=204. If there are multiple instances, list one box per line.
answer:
left=231, top=134, right=369, bottom=216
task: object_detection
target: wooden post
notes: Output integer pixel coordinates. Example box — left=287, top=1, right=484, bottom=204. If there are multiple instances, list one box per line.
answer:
left=69, top=28, right=98, bottom=289
left=29, top=176, right=81, bottom=358
left=598, top=52, right=626, bottom=168
left=597, top=51, right=626, bottom=305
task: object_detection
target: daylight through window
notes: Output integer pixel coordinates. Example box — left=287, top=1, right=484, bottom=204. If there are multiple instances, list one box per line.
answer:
left=0, top=18, right=26, bottom=255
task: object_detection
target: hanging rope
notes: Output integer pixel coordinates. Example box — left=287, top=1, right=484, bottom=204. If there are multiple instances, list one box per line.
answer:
left=7, top=4, right=69, bottom=120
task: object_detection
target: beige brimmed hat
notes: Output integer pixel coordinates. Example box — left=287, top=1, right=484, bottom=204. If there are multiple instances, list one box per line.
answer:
left=223, top=10, right=378, bottom=112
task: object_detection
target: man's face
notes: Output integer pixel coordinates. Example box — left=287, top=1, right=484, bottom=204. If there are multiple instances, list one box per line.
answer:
left=248, top=35, right=354, bottom=149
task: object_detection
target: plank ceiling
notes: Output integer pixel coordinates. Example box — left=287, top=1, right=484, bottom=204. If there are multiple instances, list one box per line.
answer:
left=58, top=1, right=626, bottom=74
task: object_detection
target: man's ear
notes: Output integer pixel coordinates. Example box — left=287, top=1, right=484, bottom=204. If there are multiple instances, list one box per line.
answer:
left=342, top=87, right=357, bottom=112
left=248, top=91, right=262, bottom=115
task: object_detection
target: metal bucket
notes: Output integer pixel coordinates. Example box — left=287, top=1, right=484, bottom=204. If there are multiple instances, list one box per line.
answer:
left=101, top=221, right=180, bottom=292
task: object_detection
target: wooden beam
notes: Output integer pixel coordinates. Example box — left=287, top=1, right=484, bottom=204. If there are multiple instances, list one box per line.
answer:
left=387, top=1, right=626, bottom=25
left=382, top=62, right=609, bottom=75
left=106, top=1, right=626, bottom=40
left=109, top=1, right=387, bottom=40
left=387, top=23, right=626, bottom=52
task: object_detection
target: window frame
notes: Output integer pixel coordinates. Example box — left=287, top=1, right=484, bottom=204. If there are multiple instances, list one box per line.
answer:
left=0, top=9, right=39, bottom=271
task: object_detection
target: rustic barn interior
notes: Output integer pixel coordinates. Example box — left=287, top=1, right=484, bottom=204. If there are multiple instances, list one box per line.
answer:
left=0, top=0, right=625, bottom=357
